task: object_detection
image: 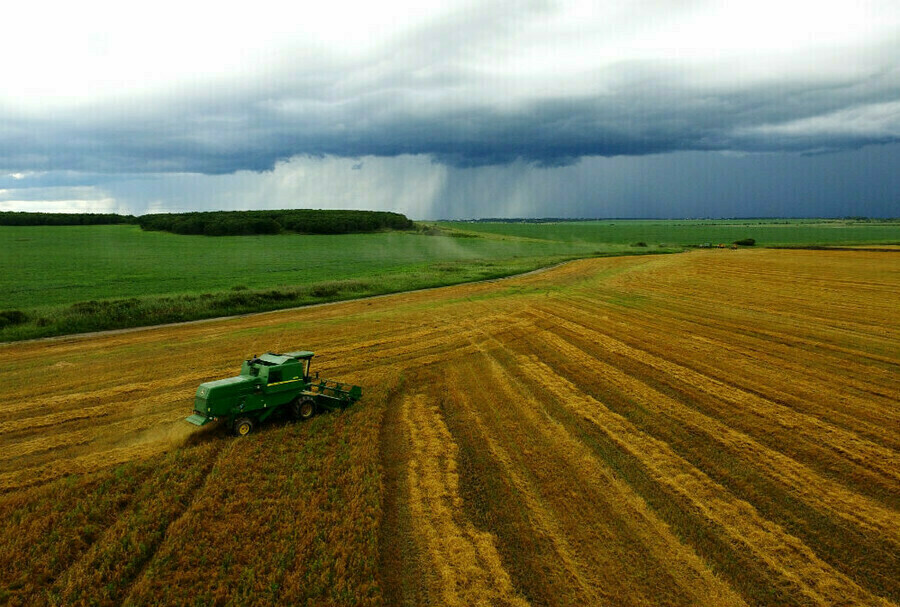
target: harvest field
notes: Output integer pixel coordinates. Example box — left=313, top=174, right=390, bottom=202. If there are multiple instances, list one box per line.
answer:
left=1, top=248, right=898, bottom=605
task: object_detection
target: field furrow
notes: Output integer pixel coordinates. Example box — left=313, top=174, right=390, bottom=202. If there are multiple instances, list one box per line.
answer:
left=401, top=392, right=528, bottom=607
left=525, top=306, right=900, bottom=500
left=512, top=353, right=888, bottom=606
left=453, top=338, right=748, bottom=606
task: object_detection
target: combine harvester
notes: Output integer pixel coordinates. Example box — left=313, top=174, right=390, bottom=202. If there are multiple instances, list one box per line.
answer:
left=186, top=351, right=362, bottom=436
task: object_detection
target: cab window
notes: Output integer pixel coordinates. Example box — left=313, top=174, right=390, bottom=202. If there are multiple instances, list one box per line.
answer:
left=268, top=370, right=282, bottom=384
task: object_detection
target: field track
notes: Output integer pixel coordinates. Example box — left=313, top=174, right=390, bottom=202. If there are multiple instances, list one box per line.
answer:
left=1, top=249, right=897, bottom=605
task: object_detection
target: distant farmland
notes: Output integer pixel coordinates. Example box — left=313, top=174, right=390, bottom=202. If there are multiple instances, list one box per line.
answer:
left=443, top=217, right=900, bottom=246
left=0, top=224, right=607, bottom=340
left=1, top=248, right=896, bottom=605
left=3, top=218, right=899, bottom=341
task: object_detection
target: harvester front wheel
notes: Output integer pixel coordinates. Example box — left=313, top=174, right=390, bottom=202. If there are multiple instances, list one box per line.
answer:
left=233, top=417, right=254, bottom=437
left=293, top=398, right=316, bottom=421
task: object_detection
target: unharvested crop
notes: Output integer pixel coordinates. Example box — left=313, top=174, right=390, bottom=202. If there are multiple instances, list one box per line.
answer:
left=0, top=248, right=897, bottom=605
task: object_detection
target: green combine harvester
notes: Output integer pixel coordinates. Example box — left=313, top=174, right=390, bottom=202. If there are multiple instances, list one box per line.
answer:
left=186, top=351, right=362, bottom=436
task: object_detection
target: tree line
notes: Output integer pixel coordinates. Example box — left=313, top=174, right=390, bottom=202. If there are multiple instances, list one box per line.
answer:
left=138, top=210, right=415, bottom=235
left=0, top=209, right=415, bottom=235
left=0, top=212, right=136, bottom=225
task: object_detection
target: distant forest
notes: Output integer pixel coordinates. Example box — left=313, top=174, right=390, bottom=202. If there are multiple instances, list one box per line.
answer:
left=0, top=212, right=136, bottom=226
left=138, top=210, right=414, bottom=235
left=0, top=210, right=415, bottom=235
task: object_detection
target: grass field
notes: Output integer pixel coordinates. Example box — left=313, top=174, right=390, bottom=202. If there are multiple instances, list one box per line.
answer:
left=1, top=224, right=606, bottom=309
left=0, top=224, right=642, bottom=340
left=4, top=219, right=900, bottom=341
left=443, top=218, right=900, bottom=246
left=1, top=248, right=897, bottom=605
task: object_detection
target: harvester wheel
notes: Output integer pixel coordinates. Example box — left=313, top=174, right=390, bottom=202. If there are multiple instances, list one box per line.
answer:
left=293, top=398, right=316, bottom=421
left=233, top=417, right=254, bottom=437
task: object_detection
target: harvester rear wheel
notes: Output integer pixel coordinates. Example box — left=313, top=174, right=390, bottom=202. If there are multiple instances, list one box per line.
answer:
left=233, top=417, right=254, bottom=436
left=293, top=397, right=316, bottom=421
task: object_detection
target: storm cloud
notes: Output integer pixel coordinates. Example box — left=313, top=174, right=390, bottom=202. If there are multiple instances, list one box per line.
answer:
left=2, top=0, right=898, bottom=216
left=4, top=1, right=900, bottom=172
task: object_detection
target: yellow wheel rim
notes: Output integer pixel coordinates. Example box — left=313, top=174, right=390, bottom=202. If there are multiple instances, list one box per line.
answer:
left=238, top=422, right=250, bottom=435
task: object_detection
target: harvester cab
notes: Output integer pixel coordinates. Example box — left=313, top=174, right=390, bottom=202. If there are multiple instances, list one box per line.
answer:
left=242, top=352, right=311, bottom=382
left=186, top=350, right=362, bottom=436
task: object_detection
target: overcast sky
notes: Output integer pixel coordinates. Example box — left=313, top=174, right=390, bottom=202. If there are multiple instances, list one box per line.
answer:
left=2, top=0, right=898, bottom=218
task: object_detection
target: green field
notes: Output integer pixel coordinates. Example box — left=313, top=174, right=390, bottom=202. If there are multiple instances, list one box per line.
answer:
left=0, top=224, right=620, bottom=340
left=2, top=219, right=898, bottom=341
left=441, top=218, right=900, bottom=246
left=2, top=225, right=604, bottom=308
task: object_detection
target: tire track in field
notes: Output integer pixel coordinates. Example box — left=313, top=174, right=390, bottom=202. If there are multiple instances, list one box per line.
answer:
left=563, top=290, right=900, bottom=403
left=655, top=295, right=899, bottom=367
left=441, top=365, right=609, bottom=606
left=562, top=289, right=899, bottom=397
left=549, top=296, right=900, bottom=449
left=378, top=373, right=428, bottom=606
left=400, top=392, right=529, bottom=607
left=115, top=438, right=232, bottom=606
left=51, top=440, right=224, bottom=605
left=526, top=327, right=900, bottom=544
left=453, top=321, right=743, bottom=605
left=511, top=329, right=900, bottom=600
left=511, top=353, right=891, bottom=606
left=527, top=306, right=900, bottom=494
left=609, top=253, right=900, bottom=363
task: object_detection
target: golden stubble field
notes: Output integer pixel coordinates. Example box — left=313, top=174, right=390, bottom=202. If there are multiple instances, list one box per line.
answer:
left=0, top=249, right=897, bottom=606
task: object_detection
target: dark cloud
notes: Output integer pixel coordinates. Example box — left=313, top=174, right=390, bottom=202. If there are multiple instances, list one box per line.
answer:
left=4, top=83, right=897, bottom=175
left=428, top=143, right=900, bottom=219
left=60, top=143, right=891, bottom=220
left=2, top=8, right=898, bottom=176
